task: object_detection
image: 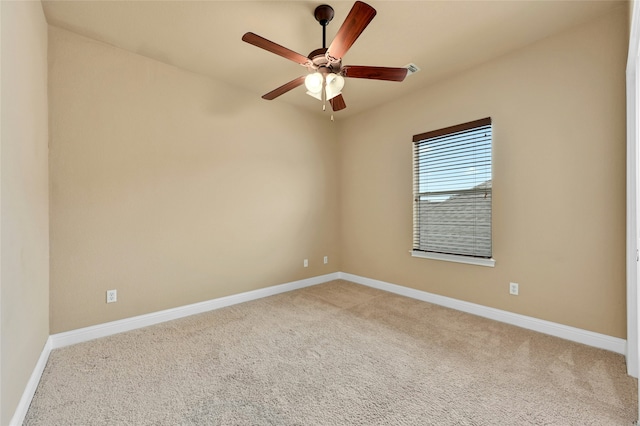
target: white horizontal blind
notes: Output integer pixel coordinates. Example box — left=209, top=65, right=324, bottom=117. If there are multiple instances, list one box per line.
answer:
left=413, top=118, right=492, bottom=258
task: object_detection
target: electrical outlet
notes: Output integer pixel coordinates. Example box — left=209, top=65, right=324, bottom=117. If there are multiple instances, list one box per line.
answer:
left=304, top=259, right=308, bottom=268
left=106, top=289, right=117, bottom=303
left=509, top=282, right=519, bottom=296
left=324, top=256, right=328, bottom=264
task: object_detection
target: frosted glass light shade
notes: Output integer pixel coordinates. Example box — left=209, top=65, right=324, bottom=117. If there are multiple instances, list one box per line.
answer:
left=304, top=72, right=324, bottom=94
left=325, top=73, right=344, bottom=100
left=306, top=90, right=323, bottom=100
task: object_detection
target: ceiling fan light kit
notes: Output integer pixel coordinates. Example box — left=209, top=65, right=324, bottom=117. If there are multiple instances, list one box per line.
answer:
left=305, top=72, right=324, bottom=99
left=242, top=1, right=408, bottom=116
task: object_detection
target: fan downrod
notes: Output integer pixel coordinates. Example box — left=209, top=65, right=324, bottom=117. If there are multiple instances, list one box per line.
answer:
left=314, top=4, right=334, bottom=49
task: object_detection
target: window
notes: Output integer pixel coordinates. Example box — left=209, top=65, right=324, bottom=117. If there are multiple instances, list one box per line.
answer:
left=412, top=117, right=493, bottom=267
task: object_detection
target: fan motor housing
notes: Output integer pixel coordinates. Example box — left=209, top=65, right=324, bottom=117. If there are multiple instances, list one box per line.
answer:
left=307, top=48, right=341, bottom=74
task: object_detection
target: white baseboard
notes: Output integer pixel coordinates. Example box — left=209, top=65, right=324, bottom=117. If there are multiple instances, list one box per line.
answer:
left=14, top=270, right=629, bottom=424
left=14, top=273, right=339, bottom=424
left=50, top=272, right=340, bottom=349
left=339, top=272, right=627, bottom=356
left=10, top=337, right=53, bottom=426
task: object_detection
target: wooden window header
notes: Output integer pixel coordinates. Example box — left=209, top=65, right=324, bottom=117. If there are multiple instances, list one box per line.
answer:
left=413, top=117, right=492, bottom=143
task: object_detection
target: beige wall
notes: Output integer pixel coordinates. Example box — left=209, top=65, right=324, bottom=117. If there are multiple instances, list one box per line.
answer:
left=339, top=6, right=629, bottom=338
left=0, top=2, right=629, bottom=421
left=1, top=1, right=50, bottom=424
left=48, top=5, right=627, bottom=338
left=48, top=27, right=340, bottom=333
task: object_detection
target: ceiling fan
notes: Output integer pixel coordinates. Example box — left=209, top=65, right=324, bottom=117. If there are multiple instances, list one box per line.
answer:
left=241, top=1, right=408, bottom=113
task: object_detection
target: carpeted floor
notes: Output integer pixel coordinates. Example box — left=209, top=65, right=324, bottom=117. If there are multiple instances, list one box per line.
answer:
left=24, top=280, right=637, bottom=425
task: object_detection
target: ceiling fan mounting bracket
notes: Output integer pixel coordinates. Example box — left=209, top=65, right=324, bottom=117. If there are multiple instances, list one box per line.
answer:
left=314, top=5, right=335, bottom=27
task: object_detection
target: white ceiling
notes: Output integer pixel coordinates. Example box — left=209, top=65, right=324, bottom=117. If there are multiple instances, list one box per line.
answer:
left=42, top=0, right=625, bottom=118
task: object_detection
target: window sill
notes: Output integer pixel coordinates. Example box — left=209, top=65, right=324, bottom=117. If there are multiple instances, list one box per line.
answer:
left=411, top=250, right=495, bottom=267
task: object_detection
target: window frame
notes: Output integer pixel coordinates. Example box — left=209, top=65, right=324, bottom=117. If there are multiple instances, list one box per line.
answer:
left=411, top=117, right=495, bottom=267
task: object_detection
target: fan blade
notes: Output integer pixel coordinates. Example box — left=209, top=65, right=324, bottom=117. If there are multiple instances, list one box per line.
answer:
left=242, top=32, right=310, bottom=66
left=330, top=94, right=347, bottom=111
left=343, top=65, right=408, bottom=82
left=326, top=1, right=376, bottom=61
left=262, top=76, right=306, bottom=100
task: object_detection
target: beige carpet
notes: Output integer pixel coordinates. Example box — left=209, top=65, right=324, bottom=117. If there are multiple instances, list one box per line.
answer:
left=24, top=280, right=637, bottom=425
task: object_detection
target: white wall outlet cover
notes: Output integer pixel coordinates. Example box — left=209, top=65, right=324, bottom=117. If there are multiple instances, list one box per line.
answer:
left=509, top=282, right=519, bottom=295
left=106, top=289, right=117, bottom=303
